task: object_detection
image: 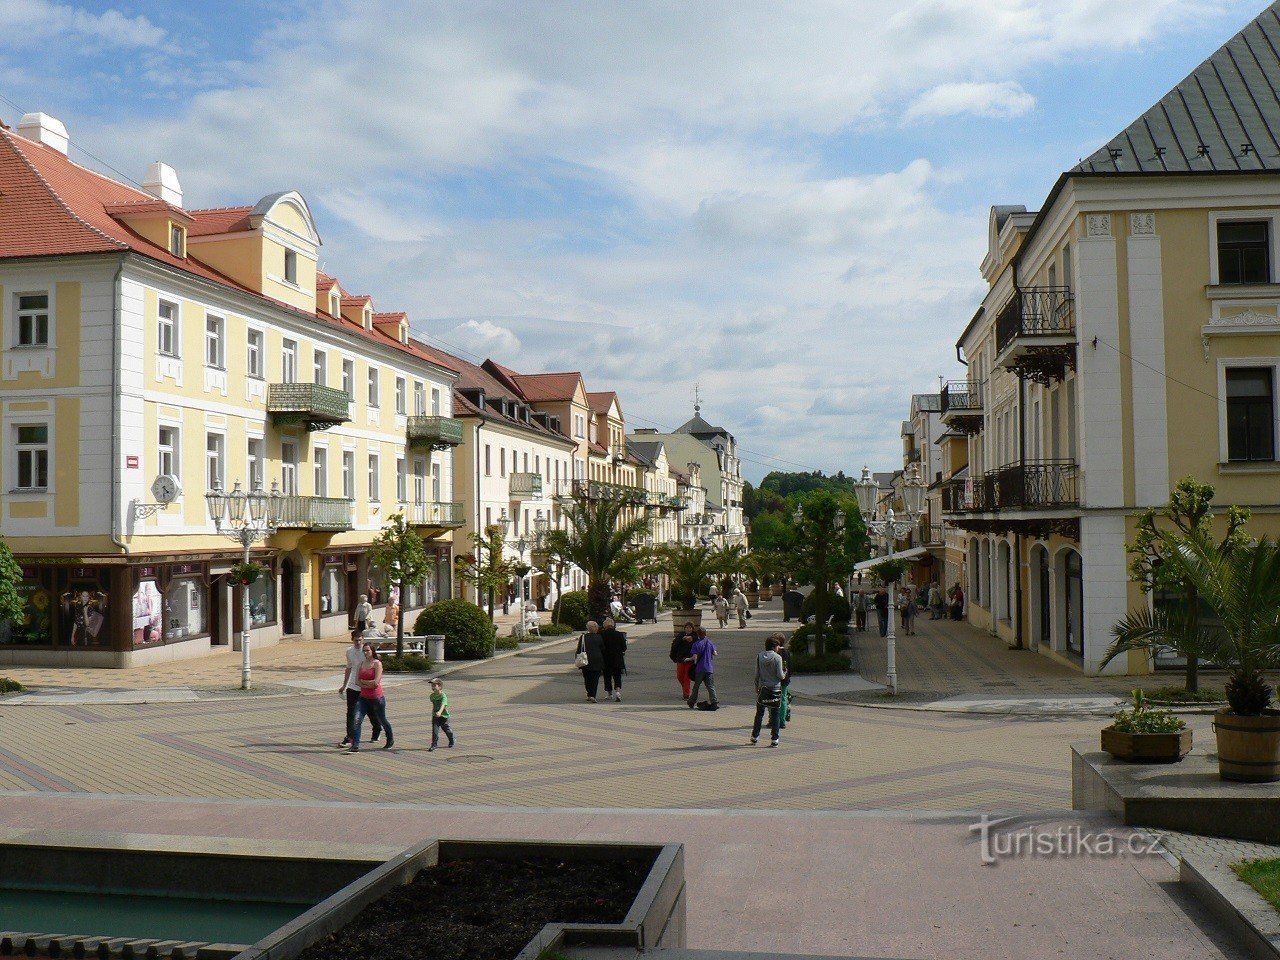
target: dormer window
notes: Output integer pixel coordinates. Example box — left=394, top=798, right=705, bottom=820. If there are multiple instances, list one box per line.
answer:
left=330, top=292, right=339, bottom=316
left=363, top=307, right=372, bottom=330
left=169, top=224, right=185, bottom=257
left=284, top=249, right=298, bottom=284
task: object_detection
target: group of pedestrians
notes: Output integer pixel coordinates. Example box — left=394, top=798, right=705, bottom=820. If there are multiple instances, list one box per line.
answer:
left=712, top=588, right=751, bottom=629
left=339, top=633, right=455, bottom=753
left=575, top=617, right=629, bottom=702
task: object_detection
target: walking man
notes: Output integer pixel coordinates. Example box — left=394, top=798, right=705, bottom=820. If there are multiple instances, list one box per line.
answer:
left=874, top=586, right=890, bottom=638
left=751, top=634, right=787, bottom=747
left=732, top=587, right=749, bottom=628
left=854, top=590, right=868, bottom=632
left=340, top=631, right=381, bottom=746
left=714, top=593, right=730, bottom=628
left=686, top=628, right=719, bottom=709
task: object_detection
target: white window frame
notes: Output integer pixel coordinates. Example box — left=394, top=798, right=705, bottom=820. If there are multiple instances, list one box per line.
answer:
left=158, top=300, right=179, bottom=358
left=431, top=388, right=441, bottom=415
left=205, top=315, right=225, bottom=369
left=206, top=432, right=225, bottom=493
left=342, top=449, right=355, bottom=499
left=395, top=376, right=407, bottom=415
left=368, top=453, right=380, bottom=501
left=158, top=425, right=179, bottom=481
left=396, top=457, right=407, bottom=503
left=342, top=359, right=354, bottom=397
left=15, top=292, right=50, bottom=348
left=280, top=439, right=299, bottom=495
left=282, top=338, right=298, bottom=383
left=247, top=437, right=265, bottom=490
left=413, top=457, right=427, bottom=504
left=284, top=248, right=298, bottom=285
left=313, top=349, right=327, bottom=387
left=367, top=367, right=380, bottom=408
left=246, top=328, right=265, bottom=379
left=314, top=447, right=329, bottom=497
left=1217, top=358, right=1280, bottom=464
left=14, top=423, right=50, bottom=491
left=432, top=462, right=441, bottom=501
left=413, top=381, right=425, bottom=416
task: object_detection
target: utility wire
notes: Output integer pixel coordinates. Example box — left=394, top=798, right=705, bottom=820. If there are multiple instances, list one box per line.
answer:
left=0, top=92, right=146, bottom=189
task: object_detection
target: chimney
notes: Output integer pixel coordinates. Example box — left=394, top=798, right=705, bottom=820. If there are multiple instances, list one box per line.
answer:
left=142, top=161, right=183, bottom=207
left=17, top=113, right=69, bottom=154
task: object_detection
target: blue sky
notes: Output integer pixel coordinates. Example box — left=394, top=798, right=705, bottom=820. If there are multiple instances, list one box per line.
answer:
left=0, top=0, right=1264, bottom=481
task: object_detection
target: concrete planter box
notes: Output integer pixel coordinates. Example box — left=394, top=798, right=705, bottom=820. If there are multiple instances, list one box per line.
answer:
left=231, top=839, right=685, bottom=960
left=1100, top=726, right=1191, bottom=763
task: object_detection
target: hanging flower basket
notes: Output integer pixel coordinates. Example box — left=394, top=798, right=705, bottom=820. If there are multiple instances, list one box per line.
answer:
left=229, top=560, right=265, bottom=587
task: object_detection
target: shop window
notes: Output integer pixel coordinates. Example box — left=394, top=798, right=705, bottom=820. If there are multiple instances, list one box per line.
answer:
left=164, top=575, right=206, bottom=641
left=247, top=574, right=276, bottom=628
left=60, top=577, right=110, bottom=647
left=320, top=564, right=347, bottom=614
left=0, top=572, right=53, bottom=646
left=1218, top=221, right=1271, bottom=284
left=132, top=579, right=164, bottom=647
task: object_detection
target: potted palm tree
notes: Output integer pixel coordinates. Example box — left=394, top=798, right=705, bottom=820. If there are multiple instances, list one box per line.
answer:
left=1106, top=531, right=1280, bottom=782
left=664, top=544, right=717, bottom=635
left=560, top=493, right=652, bottom=625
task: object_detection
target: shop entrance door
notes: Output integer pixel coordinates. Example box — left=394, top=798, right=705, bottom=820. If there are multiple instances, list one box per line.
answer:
left=281, top=557, right=299, bottom=635
left=210, top=576, right=227, bottom=645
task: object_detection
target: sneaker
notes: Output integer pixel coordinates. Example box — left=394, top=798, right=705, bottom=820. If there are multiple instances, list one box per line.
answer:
left=750, top=737, right=758, bottom=745
left=348, top=746, right=359, bottom=753
left=341, top=737, right=351, bottom=746
left=614, top=691, right=622, bottom=702
left=448, top=740, right=455, bottom=748
left=587, top=696, right=597, bottom=703
left=428, top=745, right=436, bottom=752
left=770, top=739, right=779, bottom=747
left=382, top=738, right=394, bottom=750
left=371, top=731, right=381, bottom=742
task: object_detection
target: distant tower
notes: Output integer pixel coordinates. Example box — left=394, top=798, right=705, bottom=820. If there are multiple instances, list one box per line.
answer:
left=694, top=383, right=701, bottom=416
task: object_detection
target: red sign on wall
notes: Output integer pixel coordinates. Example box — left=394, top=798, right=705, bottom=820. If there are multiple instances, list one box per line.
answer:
left=126, top=456, right=139, bottom=469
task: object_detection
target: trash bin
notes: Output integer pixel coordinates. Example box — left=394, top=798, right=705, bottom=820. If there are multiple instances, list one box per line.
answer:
left=631, top=593, right=658, bottom=623
left=782, top=590, right=804, bottom=623
left=425, top=635, right=445, bottom=663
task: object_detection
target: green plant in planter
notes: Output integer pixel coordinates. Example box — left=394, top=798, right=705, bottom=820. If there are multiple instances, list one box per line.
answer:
left=662, top=544, right=718, bottom=610
left=228, top=560, right=265, bottom=586
left=1109, top=689, right=1186, bottom=734
left=0, top=677, right=23, bottom=694
left=868, top=557, right=909, bottom=585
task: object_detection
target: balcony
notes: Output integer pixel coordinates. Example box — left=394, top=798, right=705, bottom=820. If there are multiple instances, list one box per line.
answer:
left=988, top=460, right=1080, bottom=509
left=406, top=500, right=465, bottom=530
left=406, top=416, right=464, bottom=451
left=940, top=380, right=984, bottom=434
left=275, top=495, right=354, bottom=531
left=509, top=472, right=544, bottom=501
left=994, top=287, right=1076, bottom=384
left=550, top=478, right=648, bottom=505
left=267, top=383, right=351, bottom=432
left=919, top=521, right=945, bottom=546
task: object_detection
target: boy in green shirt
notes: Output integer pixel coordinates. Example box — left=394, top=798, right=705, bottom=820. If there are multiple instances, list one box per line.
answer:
left=428, top=678, right=455, bottom=752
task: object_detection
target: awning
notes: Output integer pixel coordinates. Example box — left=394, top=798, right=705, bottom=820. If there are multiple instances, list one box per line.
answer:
left=853, top=546, right=928, bottom=572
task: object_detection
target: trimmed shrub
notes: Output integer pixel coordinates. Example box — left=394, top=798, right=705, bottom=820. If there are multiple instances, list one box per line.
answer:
left=0, top=677, right=23, bottom=694
left=495, top=634, right=521, bottom=650
left=380, top=653, right=432, bottom=673
left=540, top=622, right=576, bottom=636
left=801, top=591, right=851, bottom=624
left=557, top=590, right=591, bottom=631
left=414, top=599, right=497, bottom=660
left=789, top=651, right=850, bottom=674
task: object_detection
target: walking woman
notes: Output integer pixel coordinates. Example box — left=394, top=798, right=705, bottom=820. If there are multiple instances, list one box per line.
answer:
left=899, top=587, right=917, bottom=636
left=600, top=617, right=627, bottom=702
left=577, top=620, right=605, bottom=703
left=670, top=622, right=696, bottom=700
left=348, top=642, right=393, bottom=752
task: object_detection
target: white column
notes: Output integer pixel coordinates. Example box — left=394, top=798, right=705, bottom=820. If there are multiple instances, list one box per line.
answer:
left=1080, top=513, right=1128, bottom=674
left=1075, top=215, right=1124, bottom=508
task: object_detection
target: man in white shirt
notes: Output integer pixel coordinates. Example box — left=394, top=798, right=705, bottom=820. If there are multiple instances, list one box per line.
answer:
left=732, top=588, right=749, bottom=628
left=354, top=594, right=373, bottom=633
left=340, top=632, right=382, bottom=746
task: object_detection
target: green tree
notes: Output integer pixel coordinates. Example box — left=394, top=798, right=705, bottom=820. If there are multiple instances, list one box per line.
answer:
left=534, top=527, right=572, bottom=624
left=747, top=509, right=794, bottom=553
left=663, top=543, right=719, bottom=610
left=455, top=525, right=513, bottom=624
left=561, top=493, right=652, bottom=623
left=786, top=490, right=866, bottom=655
left=1123, top=477, right=1250, bottom=691
left=367, top=514, right=435, bottom=658
left=0, top=538, right=25, bottom=628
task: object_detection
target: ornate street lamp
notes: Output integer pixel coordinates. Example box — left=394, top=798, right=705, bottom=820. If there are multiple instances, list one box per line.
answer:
left=855, top=463, right=927, bottom=695
left=205, top=480, right=282, bottom=690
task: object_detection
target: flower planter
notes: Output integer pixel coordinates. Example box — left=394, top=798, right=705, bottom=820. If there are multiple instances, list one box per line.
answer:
left=1100, top=726, right=1192, bottom=763
left=671, top=608, right=702, bottom=635
left=1213, top=708, right=1280, bottom=782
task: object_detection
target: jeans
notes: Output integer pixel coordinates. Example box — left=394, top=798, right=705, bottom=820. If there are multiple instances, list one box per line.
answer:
left=675, top=662, right=692, bottom=699
left=688, top=669, right=718, bottom=706
left=431, top=716, right=454, bottom=747
left=878, top=611, right=888, bottom=637
left=603, top=665, right=624, bottom=694
left=352, top=696, right=391, bottom=748
left=855, top=610, right=866, bottom=632
left=752, top=695, right=781, bottom=741
left=582, top=669, right=601, bottom=699
left=346, top=687, right=382, bottom=742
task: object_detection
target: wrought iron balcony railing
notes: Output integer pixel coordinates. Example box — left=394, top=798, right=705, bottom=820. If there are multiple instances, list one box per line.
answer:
left=995, top=286, right=1076, bottom=357
left=550, top=478, right=648, bottom=505
left=919, top=521, right=945, bottom=545
left=406, top=416, right=464, bottom=450
left=509, top=472, right=544, bottom=501
left=940, top=380, right=983, bottom=415
left=988, top=460, right=1079, bottom=509
left=274, top=495, right=354, bottom=531
left=405, top=500, right=465, bottom=528
left=267, top=383, right=351, bottom=431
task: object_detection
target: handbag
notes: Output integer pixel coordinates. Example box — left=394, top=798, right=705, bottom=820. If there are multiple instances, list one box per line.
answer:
left=757, top=687, right=782, bottom=707
left=574, top=635, right=589, bottom=670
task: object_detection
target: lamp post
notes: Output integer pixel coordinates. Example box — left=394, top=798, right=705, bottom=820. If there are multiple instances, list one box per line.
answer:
left=205, top=480, right=282, bottom=690
left=854, top=463, right=926, bottom=695
left=497, top=510, right=532, bottom=640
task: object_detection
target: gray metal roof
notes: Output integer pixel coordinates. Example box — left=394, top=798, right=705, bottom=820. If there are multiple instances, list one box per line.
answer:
left=1076, top=1, right=1280, bottom=174
left=626, top=440, right=662, bottom=469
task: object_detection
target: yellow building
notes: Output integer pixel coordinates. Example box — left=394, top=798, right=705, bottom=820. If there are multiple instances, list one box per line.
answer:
left=0, top=114, right=461, bottom=666
left=941, top=5, right=1280, bottom=673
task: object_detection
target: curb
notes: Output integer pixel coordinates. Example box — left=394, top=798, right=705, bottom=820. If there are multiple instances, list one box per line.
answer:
left=789, top=688, right=1222, bottom=717
left=1179, top=849, right=1280, bottom=958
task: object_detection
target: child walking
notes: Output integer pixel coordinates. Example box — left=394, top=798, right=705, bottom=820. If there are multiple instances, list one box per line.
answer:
left=428, top=678, right=455, bottom=752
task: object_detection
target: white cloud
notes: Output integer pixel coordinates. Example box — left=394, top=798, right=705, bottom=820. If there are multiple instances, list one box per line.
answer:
left=0, top=0, right=166, bottom=49
left=446, top=320, right=522, bottom=357
left=905, top=81, right=1036, bottom=122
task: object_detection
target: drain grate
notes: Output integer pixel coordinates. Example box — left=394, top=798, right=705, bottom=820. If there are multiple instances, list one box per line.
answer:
left=446, top=754, right=494, bottom=763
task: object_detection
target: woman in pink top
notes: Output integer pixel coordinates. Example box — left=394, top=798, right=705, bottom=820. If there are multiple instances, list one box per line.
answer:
left=348, top=642, right=394, bottom=752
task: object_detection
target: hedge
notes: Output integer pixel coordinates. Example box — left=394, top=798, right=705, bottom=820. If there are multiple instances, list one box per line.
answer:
left=414, top=599, right=497, bottom=660
left=540, top=622, right=576, bottom=636
left=380, top=653, right=432, bottom=673
left=557, top=590, right=591, bottom=631
left=0, top=677, right=22, bottom=694
left=801, top=590, right=851, bottom=624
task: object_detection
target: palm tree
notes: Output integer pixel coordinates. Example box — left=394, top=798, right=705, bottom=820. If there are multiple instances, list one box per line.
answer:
left=1105, top=530, right=1280, bottom=715
left=711, top=543, right=747, bottom=594
left=664, top=543, right=719, bottom=610
left=561, top=493, right=652, bottom=623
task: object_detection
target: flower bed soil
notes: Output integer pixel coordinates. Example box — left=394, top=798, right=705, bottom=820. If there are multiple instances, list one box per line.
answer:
left=295, top=855, right=655, bottom=960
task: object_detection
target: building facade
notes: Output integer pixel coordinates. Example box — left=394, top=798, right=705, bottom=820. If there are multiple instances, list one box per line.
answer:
left=0, top=115, right=461, bottom=666
left=939, top=4, right=1280, bottom=673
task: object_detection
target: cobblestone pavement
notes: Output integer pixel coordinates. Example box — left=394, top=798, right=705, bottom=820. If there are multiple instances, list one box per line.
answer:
left=0, top=601, right=1215, bottom=810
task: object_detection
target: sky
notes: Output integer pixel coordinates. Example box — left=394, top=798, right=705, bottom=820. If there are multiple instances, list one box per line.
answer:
left=0, top=0, right=1265, bottom=482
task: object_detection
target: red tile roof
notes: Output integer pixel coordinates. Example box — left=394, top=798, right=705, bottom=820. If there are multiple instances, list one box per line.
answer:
left=186, top=206, right=251, bottom=236
left=587, top=390, right=618, bottom=415
left=373, top=311, right=406, bottom=323
left=509, top=371, right=584, bottom=402
left=0, top=127, right=456, bottom=379
left=316, top=271, right=339, bottom=291
left=104, top=199, right=193, bottom=223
